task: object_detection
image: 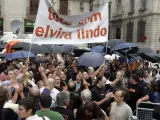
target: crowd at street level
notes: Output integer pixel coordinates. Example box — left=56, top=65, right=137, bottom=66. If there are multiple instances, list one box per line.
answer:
left=0, top=53, right=160, bottom=120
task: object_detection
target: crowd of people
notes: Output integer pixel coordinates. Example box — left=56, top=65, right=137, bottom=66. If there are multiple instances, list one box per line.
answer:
left=0, top=53, right=160, bottom=120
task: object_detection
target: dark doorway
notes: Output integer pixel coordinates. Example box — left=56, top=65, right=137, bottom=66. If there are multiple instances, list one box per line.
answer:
left=59, top=0, right=68, bottom=15
left=116, top=28, right=121, bottom=39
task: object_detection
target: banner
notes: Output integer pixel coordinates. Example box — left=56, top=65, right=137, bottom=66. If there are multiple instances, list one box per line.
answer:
left=32, top=0, right=108, bottom=44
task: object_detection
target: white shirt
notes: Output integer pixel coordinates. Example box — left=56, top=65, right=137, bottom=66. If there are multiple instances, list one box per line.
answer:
left=3, top=100, right=19, bottom=113
left=40, top=87, right=59, bottom=107
left=50, top=88, right=59, bottom=107
left=26, top=114, right=50, bottom=120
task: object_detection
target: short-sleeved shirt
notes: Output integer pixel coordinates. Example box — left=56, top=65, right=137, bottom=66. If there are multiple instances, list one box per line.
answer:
left=127, top=83, right=148, bottom=111
left=36, top=109, right=64, bottom=120
left=91, top=85, right=111, bottom=110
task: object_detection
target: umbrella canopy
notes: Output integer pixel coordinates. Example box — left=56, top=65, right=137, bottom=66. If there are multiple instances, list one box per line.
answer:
left=111, top=43, right=138, bottom=52
left=5, top=51, right=35, bottom=60
left=91, top=45, right=105, bottom=53
left=137, top=47, right=153, bottom=54
left=108, top=39, right=125, bottom=48
left=77, top=52, right=105, bottom=67
left=41, top=44, right=54, bottom=53
left=34, top=57, right=51, bottom=63
left=51, top=46, right=63, bottom=53
left=12, top=42, right=49, bottom=54
left=140, top=52, right=160, bottom=63
left=73, top=49, right=91, bottom=57
left=62, top=45, right=79, bottom=52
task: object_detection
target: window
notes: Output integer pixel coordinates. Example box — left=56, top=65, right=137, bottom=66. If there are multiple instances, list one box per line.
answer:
left=137, top=20, right=146, bottom=42
left=141, top=0, right=147, bottom=9
left=59, top=0, right=68, bottom=15
left=130, top=0, right=134, bottom=12
left=126, top=22, right=133, bottom=42
left=30, top=0, right=39, bottom=15
left=116, top=0, right=122, bottom=14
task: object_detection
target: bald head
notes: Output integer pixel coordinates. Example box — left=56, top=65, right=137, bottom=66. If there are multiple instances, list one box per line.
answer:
left=29, top=86, right=40, bottom=98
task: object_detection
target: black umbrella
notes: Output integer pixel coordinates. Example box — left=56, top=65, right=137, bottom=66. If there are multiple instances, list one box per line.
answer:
left=138, top=47, right=153, bottom=54
left=12, top=42, right=49, bottom=54
left=77, top=52, right=105, bottom=67
left=41, top=44, right=54, bottom=53
left=34, top=57, right=51, bottom=63
left=51, top=45, right=63, bottom=53
left=73, top=49, right=90, bottom=57
left=62, top=45, right=79, bottom=52
left=140, top=52, right=160, bottom=63
left=108, top=39, right=125, bottom=48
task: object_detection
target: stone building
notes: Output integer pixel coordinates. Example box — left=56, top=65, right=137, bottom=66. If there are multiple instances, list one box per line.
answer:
left=108, top=0, right=160, bottom=51
left=0, top=0, right=92, bottom=33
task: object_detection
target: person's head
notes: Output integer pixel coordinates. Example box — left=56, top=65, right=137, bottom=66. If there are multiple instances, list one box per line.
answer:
left=116, top=70, right=123, bottom=79
left=150, top=81, right=159, bottom=92
left=39, top=93, right=52, bottom=109
left=37, top=80, right=44, bottom=89
left=135, top=70, right=144, bottom=81
left=144, top=62, right=149, bottom=68
left=144, top=69, right=150, bottom=77
left=56, top=91, right=70, bottom=107
left=47, top=73, right=53, bottom=78
left=76, top=74, right=81, bottom=83
left=84, top=101, right=104, bottom=120
left=81, top=89, right=92, bottom=104
left=130, top=74, right=139, bottom=84
left=0, top=86, right=9, bottom=109
left=152, top=69, right=158, bottom=76
left=7, top=70, right=14, bottom=80
left=68, top=81, right=76, bottom=92
left=73, top=66, right=78, bottom=73
left=60, top=71, right=66, bottom=81
left=114, top=88, right=129, bottom=103
left=97, top=76, right=106, bottom=88
left=54, top=76, right=61, bottom=88
left=29, top=86, right=40, bottom=98
left=18, top=97, right=37, bottom=119
left=88, top=67, right=94, bottom=75
left=83, top=72, right=89, bottom=79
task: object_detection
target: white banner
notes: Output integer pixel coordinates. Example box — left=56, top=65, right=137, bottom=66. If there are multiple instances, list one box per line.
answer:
left=32, top=0, right=108, bottom=44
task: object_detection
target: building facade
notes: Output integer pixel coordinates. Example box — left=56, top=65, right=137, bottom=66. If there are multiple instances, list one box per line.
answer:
left=108, top=0, right=160, bottom=50
left=0, top=0, right=92, bottom=33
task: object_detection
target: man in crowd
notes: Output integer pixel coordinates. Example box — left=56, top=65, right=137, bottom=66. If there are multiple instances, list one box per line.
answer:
left=36, top=93, right=64, bottom=120
left=127, top=74, right=149, bottom=112
left=51, top=91, right=74, bottom=120
left=18, top=97, right=49, bottom=120
left=110, top=88, right=132, bottom=120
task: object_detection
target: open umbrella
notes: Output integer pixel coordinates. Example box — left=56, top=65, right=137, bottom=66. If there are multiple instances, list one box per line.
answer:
left=5, top=51, right=35, bottom=60
left=140, top=52, right=160, bottom=63
left=108, top=39, right=125, bottom=48
left=12, top=42, right=49, bottom=54
left=73, top=49, right=90, bottom=57
left=62, top=45, right=79, bottom=52
left=34, top=57, right=51, bottom=63
left=77, top=52, right=105, bottom=67
left=91, top=45, right=105, bottom=53
left=111, top=43, right=138, bottom=52
left=51, top=46, right=63, bottom=53
left=138, top=47, right=153, bottom=54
